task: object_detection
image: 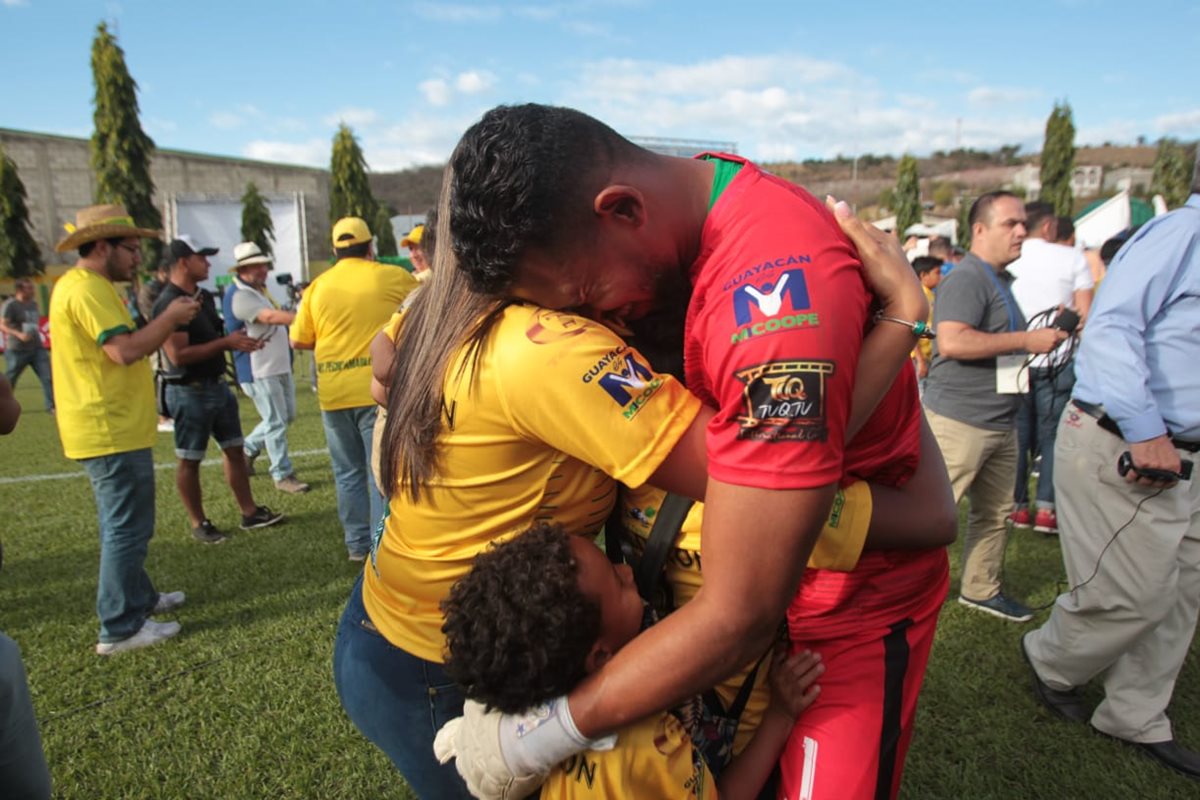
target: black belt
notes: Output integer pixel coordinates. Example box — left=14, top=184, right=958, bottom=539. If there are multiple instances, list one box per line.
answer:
left=1072, top=400, right=1200, bottom=453
left=165, top=376, right=223, bottom=388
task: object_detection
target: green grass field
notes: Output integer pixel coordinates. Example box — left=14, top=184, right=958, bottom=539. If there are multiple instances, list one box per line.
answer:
left=1, top=367, right=1196, bottom=799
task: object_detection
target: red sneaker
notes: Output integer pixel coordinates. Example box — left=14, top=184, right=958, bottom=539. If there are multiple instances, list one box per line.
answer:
left=1033, top=509, right=1058, bottom=535
left=1007, top=507, right=1032, bottom=528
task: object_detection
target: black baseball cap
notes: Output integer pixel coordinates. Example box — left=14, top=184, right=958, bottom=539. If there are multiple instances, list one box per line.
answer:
left=168, top=235, right=219, bottom=261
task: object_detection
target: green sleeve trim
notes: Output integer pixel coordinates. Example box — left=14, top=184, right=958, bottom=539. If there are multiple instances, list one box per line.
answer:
left=701, top=154, right=744, bottom=209
left=96, top=324, right=132, bottom=345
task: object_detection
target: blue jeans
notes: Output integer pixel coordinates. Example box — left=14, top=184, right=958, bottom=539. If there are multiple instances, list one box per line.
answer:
left=1014, top=365, right=1076, bottom=509
left=79, top=448, right=159, bottom=643
left=322, top=406, right=383, bottom=555
left=5, top=347, right=53, bottom=412
left=241, top=373, right=297, bottom=481
left=334, top=575, right=472, bottom=800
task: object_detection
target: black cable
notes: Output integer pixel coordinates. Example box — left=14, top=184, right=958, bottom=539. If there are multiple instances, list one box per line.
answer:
left=1025, top=487, right=1166, bottom=613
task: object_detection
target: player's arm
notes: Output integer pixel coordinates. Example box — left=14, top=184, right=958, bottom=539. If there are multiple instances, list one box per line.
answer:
left=102, top=298, right=198, bottom=366
left=569, top=478, right=833, bottom=735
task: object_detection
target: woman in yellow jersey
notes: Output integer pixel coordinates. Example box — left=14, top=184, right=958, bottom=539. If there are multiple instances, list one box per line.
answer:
left=333, top=187, right=951, bottom=799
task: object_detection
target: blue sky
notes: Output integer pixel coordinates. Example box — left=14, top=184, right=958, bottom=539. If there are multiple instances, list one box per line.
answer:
left=2, top=0, right=1198, bottom=170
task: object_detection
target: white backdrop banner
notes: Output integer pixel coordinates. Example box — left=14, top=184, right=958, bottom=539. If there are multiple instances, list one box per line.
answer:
left=171, top=194, right=306, bottom=294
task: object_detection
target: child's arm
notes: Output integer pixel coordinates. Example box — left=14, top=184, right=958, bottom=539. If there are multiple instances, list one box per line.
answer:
left=716, top=649, right=824, bottom=800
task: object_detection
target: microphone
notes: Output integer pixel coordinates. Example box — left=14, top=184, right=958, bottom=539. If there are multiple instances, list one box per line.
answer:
left=1052, top=308, right=1080, bottom=334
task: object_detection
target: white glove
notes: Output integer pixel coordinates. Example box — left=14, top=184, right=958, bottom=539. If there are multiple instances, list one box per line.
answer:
left=433, top=698, right=615, bottom=800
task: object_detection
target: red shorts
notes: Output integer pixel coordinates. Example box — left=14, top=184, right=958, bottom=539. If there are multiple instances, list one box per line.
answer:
left=779, top=547, right=949, bottom=800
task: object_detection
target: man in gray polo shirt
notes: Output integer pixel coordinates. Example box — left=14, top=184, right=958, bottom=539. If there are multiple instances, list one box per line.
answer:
left=924, top=191, right=1067, bottom=622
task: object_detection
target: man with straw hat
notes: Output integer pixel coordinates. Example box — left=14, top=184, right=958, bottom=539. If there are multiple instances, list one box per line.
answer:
left=49, top=203, right=200, bottom=655
left=222, top=242, right=309, bottom=495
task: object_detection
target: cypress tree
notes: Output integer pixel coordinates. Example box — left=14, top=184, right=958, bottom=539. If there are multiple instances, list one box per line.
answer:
left=240, top=182, right=275, bottom=257
left=329, top=124, right=378, bottom=224
left=90, top=21, right=162, bottom=260
left=373, top=205, right=398, bottom=257
left=893, top=155, right=922, bottom=239
left=957, top=196, right=973, bottom=251
left=0, top=145, right=44, bottom=278
left=1150, top=138, right=1193, bottom=209
left=1040, top=101, right=1076, bottom=215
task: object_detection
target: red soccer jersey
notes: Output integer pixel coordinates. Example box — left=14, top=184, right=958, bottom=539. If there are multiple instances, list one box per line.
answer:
left=684, top=156, right=920, bottom=490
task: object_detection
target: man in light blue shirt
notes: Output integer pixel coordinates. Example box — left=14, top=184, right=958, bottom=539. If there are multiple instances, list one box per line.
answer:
left=1023, top=162, right=1200, bottom=782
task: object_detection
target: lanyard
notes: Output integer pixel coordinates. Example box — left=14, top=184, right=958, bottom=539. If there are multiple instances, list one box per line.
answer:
left=981, top=265, right=1020, bottom=333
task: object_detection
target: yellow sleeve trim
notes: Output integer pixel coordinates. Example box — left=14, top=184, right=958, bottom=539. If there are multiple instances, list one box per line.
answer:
left=807, top=480, right=872, bottom=571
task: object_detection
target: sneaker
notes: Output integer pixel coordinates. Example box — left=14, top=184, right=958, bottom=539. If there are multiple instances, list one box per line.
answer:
left=1033, top=508, right=1058, bottom=535
left=1007, top=507, right=1032, bottom=528
left=348, top=551, right=368, bottom=562
left=157, top=418, right=174, bottom=432
left=958, top=592, right=1034, bottom=623
left=241, top=505, right=285, bottom=530
left=192, top=520, right=227, bottom=544
left=245, top=450, right=259, bottom=476
left=153, top=591, right=186, bottom=614
left=96, top=619, right=181, bottom=655
left=274, top=475, right=310, bottom=494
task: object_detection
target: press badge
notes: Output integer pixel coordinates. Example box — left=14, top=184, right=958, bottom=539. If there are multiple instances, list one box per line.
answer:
left=996, top=355, right=1029, bottom=394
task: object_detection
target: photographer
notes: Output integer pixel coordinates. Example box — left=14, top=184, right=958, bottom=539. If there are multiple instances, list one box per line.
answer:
left=1022, top=161, right=1200, bottom=780
left=223, top=243, right=309, bottom=495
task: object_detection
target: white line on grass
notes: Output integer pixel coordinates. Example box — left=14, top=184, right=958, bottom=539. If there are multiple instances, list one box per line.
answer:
left=0, top=448, right=332, bottom=485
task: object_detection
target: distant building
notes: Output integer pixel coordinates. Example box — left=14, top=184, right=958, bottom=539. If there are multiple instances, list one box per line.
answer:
left=1010, top=162, right=1106, bottom=201
left=1102, top=166, right=1154, bottom=195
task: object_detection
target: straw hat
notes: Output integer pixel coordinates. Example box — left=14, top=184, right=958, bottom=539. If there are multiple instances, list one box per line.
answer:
left=55, top=203, right=161, bottom=253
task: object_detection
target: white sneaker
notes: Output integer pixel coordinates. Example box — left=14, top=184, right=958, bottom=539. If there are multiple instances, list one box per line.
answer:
left=153, top=591, right=186, bottom=614
left=157, top=419, right=174, bottom=432
left=95, top=619, right=181, bottom=656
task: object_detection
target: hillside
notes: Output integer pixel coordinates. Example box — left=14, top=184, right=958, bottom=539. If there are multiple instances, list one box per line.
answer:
left=366, top=143, right=1166, bottom=220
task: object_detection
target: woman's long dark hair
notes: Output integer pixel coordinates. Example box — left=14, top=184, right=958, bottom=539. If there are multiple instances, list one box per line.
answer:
left=379, top=167, right=510, bottom=500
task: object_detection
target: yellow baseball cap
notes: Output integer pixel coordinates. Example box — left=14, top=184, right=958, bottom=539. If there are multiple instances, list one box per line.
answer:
left=332, top=217, right=372, bottom=248
left=400, top=224, right=424, bottom=249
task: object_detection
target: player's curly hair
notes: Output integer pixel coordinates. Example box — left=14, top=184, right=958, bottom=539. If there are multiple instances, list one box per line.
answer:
left=441, top=523, right=602, bottom=713
left=448, top=103, right=647, bottom=295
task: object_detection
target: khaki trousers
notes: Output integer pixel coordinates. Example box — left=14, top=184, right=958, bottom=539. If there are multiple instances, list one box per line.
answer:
left=925, top=408, right=1018, bottom=600
left=1025, top=408, right=1200, bottom=743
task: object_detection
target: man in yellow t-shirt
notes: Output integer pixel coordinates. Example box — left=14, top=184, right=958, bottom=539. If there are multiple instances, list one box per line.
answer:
left=48, top=204, right=200, bottom=656
left=289, top=217, right=417, bottom=559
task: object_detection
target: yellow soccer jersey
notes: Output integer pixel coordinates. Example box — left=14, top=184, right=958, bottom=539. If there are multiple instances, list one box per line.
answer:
left=48, top=267, right=155, bottom=460
left=617, top=480, right=872, bottom=755
left=540, top=712, right=715, bottom=800
left=363, top=305, right=702, bottom=662
left=289, top=257, right=416, bottom=411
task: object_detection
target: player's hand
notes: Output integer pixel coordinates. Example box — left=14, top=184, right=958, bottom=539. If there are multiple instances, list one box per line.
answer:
left=826, top=195, right=927, bottom=322
left=1127, top=435, right=1182, bottom=488
left=766, top=649, right=824, bottom=722
left=433, top=700, right=551, bottom=800
left=1023, top=327, right=1068, bottom=354
left=224, top=329, right=264, bottom=352
left=164, top=296, right=200, bottom=326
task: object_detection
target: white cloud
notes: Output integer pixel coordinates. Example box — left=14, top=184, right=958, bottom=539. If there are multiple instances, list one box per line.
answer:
left=2, top=0, right=31, bottom=8
left=420, top=78, right=452, bottom=107
left=243, top=139, right=328, bottom=167
left=1155, top=108, right=1200, bottom=134
left=455, top=70, right=495, bottom=94
left=967, top=86, right=1042, bottom=108
left=323, top=107, right=379, bottom=128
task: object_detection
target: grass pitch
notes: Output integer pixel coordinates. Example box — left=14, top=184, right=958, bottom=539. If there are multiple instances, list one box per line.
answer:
left=0, top=368, right=1195, bottom=799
